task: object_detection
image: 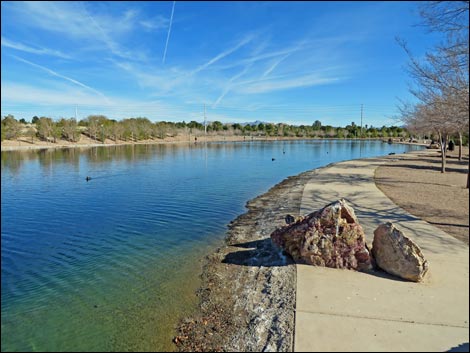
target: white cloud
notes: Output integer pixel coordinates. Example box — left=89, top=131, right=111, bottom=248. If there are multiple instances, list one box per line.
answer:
left=191, top=35, right=255, bottom=75
left=1, top=37, right=72, bottom=59
left=8, top=2, right=146, bottom=61
left=2, top=82, right=108, bottom=107
left=140, top=15, right=169, bottom=31
left=239, top=73, right=343, bottom=94
left=12, top=55, right=110, bottom=104
left=1, top=82, right=199, bottom=121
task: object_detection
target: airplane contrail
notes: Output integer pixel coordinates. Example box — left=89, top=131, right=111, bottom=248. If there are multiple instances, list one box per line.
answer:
left=162, top=1, right=176, bottom=64
left=12, top=55, right=111, bottom=104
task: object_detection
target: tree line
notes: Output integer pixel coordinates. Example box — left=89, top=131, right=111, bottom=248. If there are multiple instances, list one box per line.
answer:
left=1, top=114, right=409, bottom=143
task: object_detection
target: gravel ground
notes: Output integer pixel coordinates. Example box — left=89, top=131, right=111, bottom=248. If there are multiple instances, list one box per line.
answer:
left=375, top=147, right=469, bottom=245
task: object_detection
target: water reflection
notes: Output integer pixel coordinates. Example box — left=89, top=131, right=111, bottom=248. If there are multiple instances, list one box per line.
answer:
left=2, top=140, right=416, bottom=174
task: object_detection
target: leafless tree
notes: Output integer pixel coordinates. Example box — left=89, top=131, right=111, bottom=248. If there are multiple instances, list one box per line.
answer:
left=110, top=122, right=124, bottom=142
left=398, top=1, right=469, bottom=186
left=36, top=117, right=54, bottom=142
left=61, top=118, right=80, bottom=142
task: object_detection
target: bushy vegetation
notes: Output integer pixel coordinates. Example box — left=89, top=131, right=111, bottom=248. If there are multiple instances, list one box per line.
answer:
left=1, top=114, right=412, bottom=143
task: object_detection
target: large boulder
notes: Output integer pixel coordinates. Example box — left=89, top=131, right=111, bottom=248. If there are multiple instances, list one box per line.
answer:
left=271, top=199, right=372, bottom=271
left=372, top=222, right=429, bottom=282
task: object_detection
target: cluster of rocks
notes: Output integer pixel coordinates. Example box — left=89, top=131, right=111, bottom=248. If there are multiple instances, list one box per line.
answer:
left=271, top=199, right=429, bottom=282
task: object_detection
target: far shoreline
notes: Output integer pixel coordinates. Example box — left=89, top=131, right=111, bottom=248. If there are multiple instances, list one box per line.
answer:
left=1, top=135, right=427, bottom=152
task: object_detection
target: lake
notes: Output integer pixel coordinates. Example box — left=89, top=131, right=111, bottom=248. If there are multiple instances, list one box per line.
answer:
left=1, top=140, right=424, bottom=351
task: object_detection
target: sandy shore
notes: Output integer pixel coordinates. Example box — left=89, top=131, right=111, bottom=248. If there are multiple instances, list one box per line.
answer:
left=173, top=146, right=469, bottom=351
left=1, top=135, right=318, bottom=151
left=1, top=135, right=418, bottom=152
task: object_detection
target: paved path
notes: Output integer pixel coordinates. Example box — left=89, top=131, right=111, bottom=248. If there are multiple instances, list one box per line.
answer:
left=295, top=151, right=469, bottom=352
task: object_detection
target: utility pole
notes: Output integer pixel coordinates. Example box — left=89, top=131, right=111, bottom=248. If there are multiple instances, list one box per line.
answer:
left=75, top=106, right=78, bottom=121
left=204, top=104, right=207, bottom=135
left=360, top=104, right=363, bottom=139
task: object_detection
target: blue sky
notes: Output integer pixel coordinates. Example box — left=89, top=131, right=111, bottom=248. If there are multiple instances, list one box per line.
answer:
left=1, top=1, right=443, bottom=126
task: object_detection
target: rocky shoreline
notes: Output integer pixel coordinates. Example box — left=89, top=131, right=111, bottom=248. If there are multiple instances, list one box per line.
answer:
left=173, top=168, right=323, bottom=352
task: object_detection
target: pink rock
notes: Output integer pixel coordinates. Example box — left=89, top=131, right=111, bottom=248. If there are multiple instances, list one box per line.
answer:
left=271, top=199, right=372, bottom=271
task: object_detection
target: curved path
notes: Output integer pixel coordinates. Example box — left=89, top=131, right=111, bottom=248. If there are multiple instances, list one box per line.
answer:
left=295, top=151, right=469, bottom=352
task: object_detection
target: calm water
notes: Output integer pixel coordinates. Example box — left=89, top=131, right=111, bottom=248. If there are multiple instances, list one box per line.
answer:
left=1, top=140, right=424, bottom=351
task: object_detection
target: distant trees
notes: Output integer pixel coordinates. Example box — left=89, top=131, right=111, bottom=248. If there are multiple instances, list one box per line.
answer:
left=109, top=121, right=124, bottom=142
left=26, top=126, right=36, bottom=143
left=1, top=114, right=411, bottom=151
left=83, top=115, right=107, bottom=142
left=36, top=117, right=54, bottom=142
left=1, top=115, right=22, bottom=141
left=59, top=118, right=80, bottom=142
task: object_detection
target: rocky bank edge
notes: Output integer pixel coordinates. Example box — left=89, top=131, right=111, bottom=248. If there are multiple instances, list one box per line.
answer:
left=173, top=168, right=325, bottom=352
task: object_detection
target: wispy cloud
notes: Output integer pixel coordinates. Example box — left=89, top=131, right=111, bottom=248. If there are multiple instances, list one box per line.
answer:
left=8, top=2, right=146, bottom=62
left=211, top=40, right=269, bottom=107
left=1, top=82, right=109, bottom=107
left=1, top=82, right=206, bottom=121
left=85, top=8, right=145, bottom=61
left=192, top=35, right=255, bottom=75
left=162, top=1, right=176, bottom=64
left=239, top=72, right=343, bottom=94
left=1, top=37, right=72, bottom=59
left=262, top=53, right=290, bottom=78
left=112, top=60, right=188, bottom=94
left=212, top=65, right=252, bottom=108
left=12, top=55, right=110, bottom=104
left=212, top=44, right=304, bottom=72
left=140, top=15, right=169, bottom=31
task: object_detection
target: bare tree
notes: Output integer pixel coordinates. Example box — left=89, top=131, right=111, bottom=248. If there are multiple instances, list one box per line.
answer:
left=398, top=1, right=469, bottom=185
left=61, top=118, right=80, bottom=142
left=110, top=121, right=124, bottom=142
left=36, top=117, right=54, bottom=142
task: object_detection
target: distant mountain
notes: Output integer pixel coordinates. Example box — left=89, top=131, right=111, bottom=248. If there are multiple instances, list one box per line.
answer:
left=238, top=120, right=269, bottom=126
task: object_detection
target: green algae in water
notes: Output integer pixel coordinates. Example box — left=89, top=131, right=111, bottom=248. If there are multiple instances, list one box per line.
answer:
left=1, top=242, right=213, bottom=352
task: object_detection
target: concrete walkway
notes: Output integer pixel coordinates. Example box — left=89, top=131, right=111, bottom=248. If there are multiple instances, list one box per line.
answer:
left=294, top=151, right=469, bottom=352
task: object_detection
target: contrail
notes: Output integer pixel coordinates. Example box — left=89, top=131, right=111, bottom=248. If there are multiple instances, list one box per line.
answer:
left=213, top=63, right=252, bottom=108
left=262, top=53, right=291, bottom=78
left=12, top=55, right=111, bottom=104
left=192, top=35, right=253, bottom=75
left=162, top=1, right=176, bottom=64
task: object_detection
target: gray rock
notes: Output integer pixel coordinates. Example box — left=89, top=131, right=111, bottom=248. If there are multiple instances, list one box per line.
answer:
left=372, top=222, right=429, bottom=282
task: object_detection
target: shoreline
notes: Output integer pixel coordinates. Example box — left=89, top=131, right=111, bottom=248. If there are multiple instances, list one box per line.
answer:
left=1, top=136, right=422, bottom=152
left=172, top=163, right=337, bottom=351
left=172, top=148, right=468, bottom=351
